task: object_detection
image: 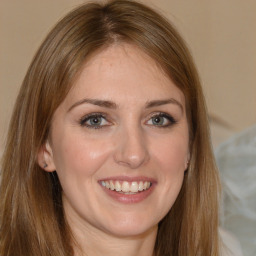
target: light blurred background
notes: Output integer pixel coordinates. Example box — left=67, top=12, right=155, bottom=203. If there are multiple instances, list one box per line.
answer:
left=0, top=1, right=256, bottom=255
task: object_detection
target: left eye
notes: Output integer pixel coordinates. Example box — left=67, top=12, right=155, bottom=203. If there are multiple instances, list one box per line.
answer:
left=80, top=114, right=109, bottom=128
left=147, top=113, right=176, bottom=127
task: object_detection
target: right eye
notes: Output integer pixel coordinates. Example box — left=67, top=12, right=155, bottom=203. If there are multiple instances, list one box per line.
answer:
left=80, top=113, right=110, bottom=129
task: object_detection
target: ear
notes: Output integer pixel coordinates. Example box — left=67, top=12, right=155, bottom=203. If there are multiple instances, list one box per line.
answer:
left=37, top=140, right=56, bottom=172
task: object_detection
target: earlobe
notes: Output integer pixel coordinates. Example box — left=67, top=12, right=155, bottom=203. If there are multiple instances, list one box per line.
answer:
left=37, top=141, right=56, bottom=172
left=185, top=160, right=189, bottom=170
left=185, top=152, right=190, bottom=170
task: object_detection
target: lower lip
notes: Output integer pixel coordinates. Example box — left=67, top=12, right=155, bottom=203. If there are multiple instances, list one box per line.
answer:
left=100, top=184, right=155, bottom=204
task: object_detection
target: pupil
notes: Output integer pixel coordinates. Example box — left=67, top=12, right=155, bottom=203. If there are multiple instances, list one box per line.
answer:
left=91, top=117, right=101, bottom=125
left=153, top=116, right=163, bottom=125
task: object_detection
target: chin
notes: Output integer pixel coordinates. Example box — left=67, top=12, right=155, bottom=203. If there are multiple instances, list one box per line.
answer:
left=101, top=215, right=158, bottom=238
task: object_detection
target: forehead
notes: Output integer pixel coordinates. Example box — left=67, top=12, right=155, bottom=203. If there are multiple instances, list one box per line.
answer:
left=63, top=43, right=185, bottom=108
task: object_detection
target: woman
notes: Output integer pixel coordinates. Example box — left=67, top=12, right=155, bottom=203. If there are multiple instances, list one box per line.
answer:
left=0, top=0, right=221, bottom=255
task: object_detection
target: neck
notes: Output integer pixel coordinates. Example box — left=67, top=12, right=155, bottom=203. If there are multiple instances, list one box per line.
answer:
left=70, top=221, right=157, bottom=256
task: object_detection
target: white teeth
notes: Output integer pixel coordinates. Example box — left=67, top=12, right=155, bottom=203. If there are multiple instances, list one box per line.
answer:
left=110, top=180, right=115, bottom=190
left=115, top=181, right=121, bottom=191
left=122, top=181, right=130, bottom=192
left=138, top=181, right=144, bottom=191
left=130, top=181, right=139, bottom=193
left=105, top=181, right=110, bottom=189
left=101, top=180, right=152, bottom=193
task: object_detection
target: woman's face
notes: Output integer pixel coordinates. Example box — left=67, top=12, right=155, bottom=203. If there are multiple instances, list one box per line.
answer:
left=41, top=43, right=189, bottom=237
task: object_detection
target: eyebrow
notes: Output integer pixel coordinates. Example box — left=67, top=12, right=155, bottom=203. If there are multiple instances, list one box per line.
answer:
left=68, top=99, right=117, bottom=112
left=145, top=98, right=183, bottom=112
left=68, top=98, right=183, bottom=112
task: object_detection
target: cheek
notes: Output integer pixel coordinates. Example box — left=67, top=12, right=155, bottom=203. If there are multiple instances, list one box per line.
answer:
left=152, top=133, right=189, bottom=174
left=51, top=133, right=113, bottom=178
left=151, top=133, right=188, bottom=214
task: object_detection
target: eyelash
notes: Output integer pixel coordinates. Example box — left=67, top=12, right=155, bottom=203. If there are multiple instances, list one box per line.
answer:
left=79, top=112, right=177, bottom=129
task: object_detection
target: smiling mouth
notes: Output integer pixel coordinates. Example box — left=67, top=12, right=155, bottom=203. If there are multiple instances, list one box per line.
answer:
left=100, top=180, right=152, bottom=194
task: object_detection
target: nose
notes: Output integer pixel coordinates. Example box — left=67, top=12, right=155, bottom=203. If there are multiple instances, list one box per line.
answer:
left=113, top=125, right=150, bottom=169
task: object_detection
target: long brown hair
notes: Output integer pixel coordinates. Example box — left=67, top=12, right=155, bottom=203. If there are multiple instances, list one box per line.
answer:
left=0, top=1, right=220, bottom=255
